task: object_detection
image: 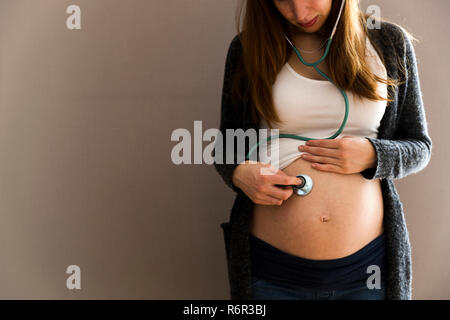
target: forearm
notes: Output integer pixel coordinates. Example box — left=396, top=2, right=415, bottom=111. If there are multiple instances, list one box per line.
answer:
left=214, top=161, right=242, bottom=193
left=360, top=136, right=432, bottom=180
left=361, top=26, right=433, bottom=180
left=365, top=138, right=377, bottom=170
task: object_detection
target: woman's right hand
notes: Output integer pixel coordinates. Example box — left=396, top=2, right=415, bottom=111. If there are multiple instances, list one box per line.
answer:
left=231, top=160, right=303, bottom=206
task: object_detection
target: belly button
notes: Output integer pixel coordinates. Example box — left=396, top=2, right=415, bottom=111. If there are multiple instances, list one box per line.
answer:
left=320, top=216, right=330, bottom=222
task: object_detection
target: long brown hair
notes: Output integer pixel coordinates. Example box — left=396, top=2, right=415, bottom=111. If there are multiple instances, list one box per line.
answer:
left=231, top=0, right=417, bottom=129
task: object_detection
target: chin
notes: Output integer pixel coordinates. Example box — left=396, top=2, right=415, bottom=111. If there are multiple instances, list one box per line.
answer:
left=290, top=22, right=324, bottom=34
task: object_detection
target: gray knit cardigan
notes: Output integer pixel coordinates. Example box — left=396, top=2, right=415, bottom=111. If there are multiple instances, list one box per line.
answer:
left=214, top=21, right=432, bottom=300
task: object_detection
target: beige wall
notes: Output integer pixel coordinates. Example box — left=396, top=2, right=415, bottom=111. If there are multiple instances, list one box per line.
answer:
left=0, top=0, right=447, bottom=299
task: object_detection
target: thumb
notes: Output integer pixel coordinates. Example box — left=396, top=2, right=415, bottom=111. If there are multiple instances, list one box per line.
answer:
left=272, top=170, right=302, bottom=186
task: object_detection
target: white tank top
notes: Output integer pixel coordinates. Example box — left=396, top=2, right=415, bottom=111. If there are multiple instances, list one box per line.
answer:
left=258, top=36, right=388, bottom=170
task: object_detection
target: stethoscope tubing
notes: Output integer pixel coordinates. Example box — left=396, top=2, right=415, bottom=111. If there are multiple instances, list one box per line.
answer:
left=245, top=35, right=350, bottom=161
left=242, top=1, right=347, bottom=197
left=245, top=0, right=348, bottom=161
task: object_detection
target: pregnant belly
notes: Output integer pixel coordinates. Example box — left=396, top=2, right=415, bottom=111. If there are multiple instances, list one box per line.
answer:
left=250, top=156, right=384, bottom=260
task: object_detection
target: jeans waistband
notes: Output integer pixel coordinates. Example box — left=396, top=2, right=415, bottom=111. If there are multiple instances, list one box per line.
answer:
left=250, top=233, right=386, bottom=290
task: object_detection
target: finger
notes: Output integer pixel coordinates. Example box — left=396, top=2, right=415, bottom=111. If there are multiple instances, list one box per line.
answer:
left=311, top=163, right=342, bottom=173
left=299, top=145, right=341, bottom=159
left=264, top=171, right=302, bottom=186
left=255, top=193, right=284, bottom=206
left=267, top=185, right=293, bottom=201
left=305, top=138, right=340, bottom=148
left=301, top=153, right=341, bottom=165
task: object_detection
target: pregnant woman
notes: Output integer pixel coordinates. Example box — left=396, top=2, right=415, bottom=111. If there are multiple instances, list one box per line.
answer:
left=214, top=0, right=432, bottom=300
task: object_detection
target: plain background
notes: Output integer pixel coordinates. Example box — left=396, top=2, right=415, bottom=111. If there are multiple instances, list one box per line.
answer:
left=0, top=0, right=447, bottom=299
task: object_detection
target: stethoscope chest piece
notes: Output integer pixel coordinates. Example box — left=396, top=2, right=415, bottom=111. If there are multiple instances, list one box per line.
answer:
left=293, top=174, right=313, bottom=196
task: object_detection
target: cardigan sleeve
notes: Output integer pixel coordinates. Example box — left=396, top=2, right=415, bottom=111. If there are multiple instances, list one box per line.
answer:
left=213, top=35, right=245, bottom=193
left=360, top=26, right=432, bottom=180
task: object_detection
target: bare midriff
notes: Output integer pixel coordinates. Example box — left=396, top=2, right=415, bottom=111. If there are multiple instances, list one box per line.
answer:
left=250, top=157, right=384, bottom=260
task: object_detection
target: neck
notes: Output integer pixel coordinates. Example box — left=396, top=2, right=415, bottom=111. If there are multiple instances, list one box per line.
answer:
left=291, top=33, right=328, bottom=53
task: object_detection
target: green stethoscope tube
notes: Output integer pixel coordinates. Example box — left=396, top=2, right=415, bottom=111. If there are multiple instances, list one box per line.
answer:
left=245, top=36, right=350, bottom=161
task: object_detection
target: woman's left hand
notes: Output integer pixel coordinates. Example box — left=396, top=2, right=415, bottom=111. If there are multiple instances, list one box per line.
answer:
left=298, top=136, right=377, bottom=174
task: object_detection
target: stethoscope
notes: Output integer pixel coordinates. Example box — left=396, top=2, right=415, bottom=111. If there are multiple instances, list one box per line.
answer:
left=245, top=0, right=348, bottom=196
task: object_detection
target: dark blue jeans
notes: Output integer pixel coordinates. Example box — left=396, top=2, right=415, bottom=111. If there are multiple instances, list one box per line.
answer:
left=251, top=277, right=386, bottom=300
